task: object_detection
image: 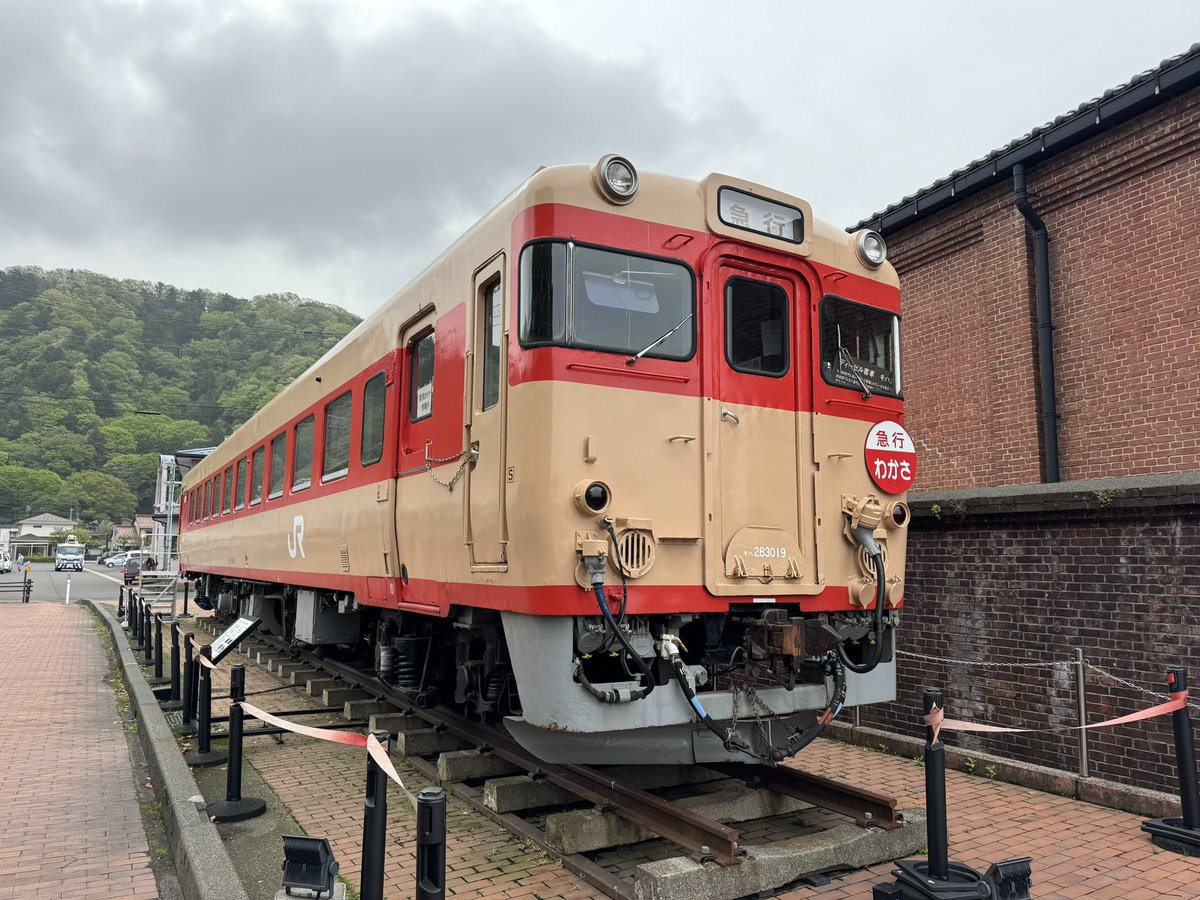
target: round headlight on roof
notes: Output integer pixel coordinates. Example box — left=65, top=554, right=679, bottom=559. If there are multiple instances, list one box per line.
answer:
left=855, top=230, right=887, bottom=268
left=593, top=154, right=638, bottom=204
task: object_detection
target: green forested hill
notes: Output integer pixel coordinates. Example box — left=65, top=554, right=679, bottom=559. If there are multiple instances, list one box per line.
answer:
left=0, top=266, right=360, bottom=527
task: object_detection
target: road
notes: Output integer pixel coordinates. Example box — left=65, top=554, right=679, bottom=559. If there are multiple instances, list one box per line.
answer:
left=0, top=561, right=126, bottom=604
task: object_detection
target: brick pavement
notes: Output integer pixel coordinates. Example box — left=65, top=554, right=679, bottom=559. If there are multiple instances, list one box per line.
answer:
left=179, top=619, right=1200, bottom=899
left=0, top=603, right=159, bottom=899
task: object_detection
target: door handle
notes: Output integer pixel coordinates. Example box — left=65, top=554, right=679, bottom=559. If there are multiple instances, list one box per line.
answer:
left=720, top=407, right=740, bottom=425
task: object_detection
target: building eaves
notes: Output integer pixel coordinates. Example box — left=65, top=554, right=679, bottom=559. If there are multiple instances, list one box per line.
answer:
left=851, top=43, right=1200, bottom=235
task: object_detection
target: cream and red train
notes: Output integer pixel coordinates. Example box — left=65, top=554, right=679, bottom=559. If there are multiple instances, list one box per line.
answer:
left=178, top=156, right=914, bottom=765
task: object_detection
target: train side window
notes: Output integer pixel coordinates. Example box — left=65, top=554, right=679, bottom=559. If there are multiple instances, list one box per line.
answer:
left=203, top=481, right=210, bottom=520
left=250, top=447, right=265, bottom=506
left=360, top=372, right=386, bottom=467
left=293, top=415, right=315, bottom=492
left=482, top=279, right=501, bottom=410
left=725, top=277, right=789, bottom=377
left=409, top=331, right=434, bottom=422
left=222, top=465, right=234, bottom=514
left=269, top=432, right=287, bottom=500
left=234, top=457, right=247, bottom=510
left=322, top=391, right=352, bottom=483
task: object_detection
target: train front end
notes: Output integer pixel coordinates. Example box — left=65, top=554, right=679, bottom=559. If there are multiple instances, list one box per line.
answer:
left=502, top=159, right=913, bottom=764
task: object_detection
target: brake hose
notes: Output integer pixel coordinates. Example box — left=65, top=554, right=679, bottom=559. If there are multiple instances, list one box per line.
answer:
left=583, top=584, right=655, bottom=702
left=838, top=539, right=887, bottom=675
left=661, top=635, right=750, bottom=752
left=767, top=652, right=847, bottom=761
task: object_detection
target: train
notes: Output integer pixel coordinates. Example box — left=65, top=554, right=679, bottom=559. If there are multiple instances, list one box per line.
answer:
left=177, top=155, right=914, bottom=765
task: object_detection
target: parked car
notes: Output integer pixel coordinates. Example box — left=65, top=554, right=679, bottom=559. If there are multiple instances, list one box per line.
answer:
left=0, top=550, right=10, bottom=574
left=122, top=557, right=141, bottom=584
left=106, top=551, right=140, bottom=568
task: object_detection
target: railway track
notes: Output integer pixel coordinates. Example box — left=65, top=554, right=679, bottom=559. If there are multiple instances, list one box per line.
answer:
left=194, top=617, right=912, bottom=899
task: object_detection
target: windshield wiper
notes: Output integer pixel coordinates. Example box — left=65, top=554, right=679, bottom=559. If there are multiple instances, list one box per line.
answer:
left=839, top=346, right=874, bottom=400
left=626, top=314, right=693, bottom=366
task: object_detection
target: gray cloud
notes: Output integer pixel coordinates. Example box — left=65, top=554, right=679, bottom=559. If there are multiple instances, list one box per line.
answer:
left=0, top=0, right=759, bottom=311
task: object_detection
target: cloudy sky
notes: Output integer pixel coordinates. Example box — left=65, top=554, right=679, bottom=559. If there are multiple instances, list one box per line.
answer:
left=1, top=0, right=1196, bottom=317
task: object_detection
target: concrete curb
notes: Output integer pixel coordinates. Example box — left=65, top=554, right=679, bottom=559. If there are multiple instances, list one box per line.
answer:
left=829, top=721, right=1182, bottom=819
left=88, top=599, right=251, bottom=900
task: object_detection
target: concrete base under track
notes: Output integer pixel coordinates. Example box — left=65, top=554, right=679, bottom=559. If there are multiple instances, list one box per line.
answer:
left=632, top=808, right=925, bottom=900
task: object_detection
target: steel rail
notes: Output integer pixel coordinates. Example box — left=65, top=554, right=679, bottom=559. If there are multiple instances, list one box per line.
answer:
left=711, top=762, right=903, bottom=830
left=303, top=650, right=744, bottom=866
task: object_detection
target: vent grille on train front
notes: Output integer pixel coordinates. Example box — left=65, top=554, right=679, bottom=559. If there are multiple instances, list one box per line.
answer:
left=614, top=529, right=655, bottom=578
left=339, top=545, right=351, bottom=573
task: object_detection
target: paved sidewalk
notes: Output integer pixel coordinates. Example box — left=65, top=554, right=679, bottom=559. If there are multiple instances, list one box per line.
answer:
left=0, top=603, right=159, bottom=899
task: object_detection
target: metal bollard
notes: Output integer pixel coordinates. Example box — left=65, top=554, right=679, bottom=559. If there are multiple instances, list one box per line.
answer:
left=128, top=592, right=140, bottom=643
left=924, top=688, right=950, bottom=879
left=153, top=615, right=165, bottom=680
left=170, top=623, right=181, bottom=700
left=64, top=574, right=71, bottom=605
left=207, top=665, right=266, bottom=821
left=142, top=601, right=153, bottom=664
left=359, top=729, right=391, bottom=900
left=179, top=580, right=191, bottom=619
left=873, top=689, right=1033, bottom=899
left=117, top=586, right=125, bottom=620
left=1142, top=667, right=1200, bottom=855
left=416, top=787, right=447, bottom=900
left=183, top=646, right=226, bottom=767
left=22, top=566, right=29, bottom=602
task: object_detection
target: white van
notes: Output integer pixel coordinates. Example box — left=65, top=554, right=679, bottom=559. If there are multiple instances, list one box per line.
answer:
left=0, top=550, right=11, bottom=574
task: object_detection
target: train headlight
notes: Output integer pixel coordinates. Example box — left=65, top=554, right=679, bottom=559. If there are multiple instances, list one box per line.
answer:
left=574, top=480, right=612, bottom=514
left=855, top=230, right=887, bottom=268
left=593, top=154, right=638, bottom=205
left=882, top=501, right=910, bottom=529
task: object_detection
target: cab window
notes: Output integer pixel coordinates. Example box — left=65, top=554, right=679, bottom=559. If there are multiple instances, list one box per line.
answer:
left=519, top=241, right=694, bottom=360
left=819, top=296, right=901, bottom=397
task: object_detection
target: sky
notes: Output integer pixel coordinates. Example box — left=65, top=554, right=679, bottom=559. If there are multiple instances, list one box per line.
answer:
left=1, top=0, right=1197, bottom=318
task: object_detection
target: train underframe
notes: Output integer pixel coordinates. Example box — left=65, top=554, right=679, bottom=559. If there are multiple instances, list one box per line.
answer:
left=194, top=574, right=897, bottom=765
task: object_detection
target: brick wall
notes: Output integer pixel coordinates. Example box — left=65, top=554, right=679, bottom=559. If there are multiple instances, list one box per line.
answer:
left=889, top=88, right=1200, bottom=491
left=863, top=474, right=1200, bottom=796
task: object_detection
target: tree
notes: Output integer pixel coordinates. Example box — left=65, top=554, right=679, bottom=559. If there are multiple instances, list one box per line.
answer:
left=0, top=465, right=65, bottom=521
left=58, top=471, right=137, bottom=523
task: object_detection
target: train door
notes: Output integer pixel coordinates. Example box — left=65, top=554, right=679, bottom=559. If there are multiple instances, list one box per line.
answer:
left=464, top=254, right=508, bottom=567
left=703, top=255, right=816, bottom=594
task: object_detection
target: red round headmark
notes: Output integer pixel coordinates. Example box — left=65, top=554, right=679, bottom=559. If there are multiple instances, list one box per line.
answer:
left=864, top=420, right=917, bottom=494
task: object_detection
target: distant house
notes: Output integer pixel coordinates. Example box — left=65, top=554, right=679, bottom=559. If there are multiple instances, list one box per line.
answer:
left=108, top=522, right=140, bottom=551
left=10, top=512, right=78, bottom=557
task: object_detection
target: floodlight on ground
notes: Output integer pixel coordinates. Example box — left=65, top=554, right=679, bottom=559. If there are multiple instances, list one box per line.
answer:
left=281, top=835, right=338, bottom=898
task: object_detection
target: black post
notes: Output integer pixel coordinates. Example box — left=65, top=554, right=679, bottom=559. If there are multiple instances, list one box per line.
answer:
left=128, top=591, right=139, bottom=641
left=170, top=622, right=181, bottom=699
left=181, top=635, right=196, bottom=727
left=180, top=580, right=191, bottom=618
left=1168, top=669, right=1200, bottom=830
left=117, top=586, right=125, bottom=619
left=161, top=622, right=183, bottom=710
left=207, top=665, right=266, bottom=821
left=416, top=787, right=447, bottom=900
left=142, top=601, right=153, bottom=664
left=22, top=565, right=29, bottom=602
left=184, top=646, right=226, bottom=766
left=153, top=614, right=165, bottom=680
left=924, top=688, right=950, bottom=880
left=359, top=729, right=391, bottom=900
